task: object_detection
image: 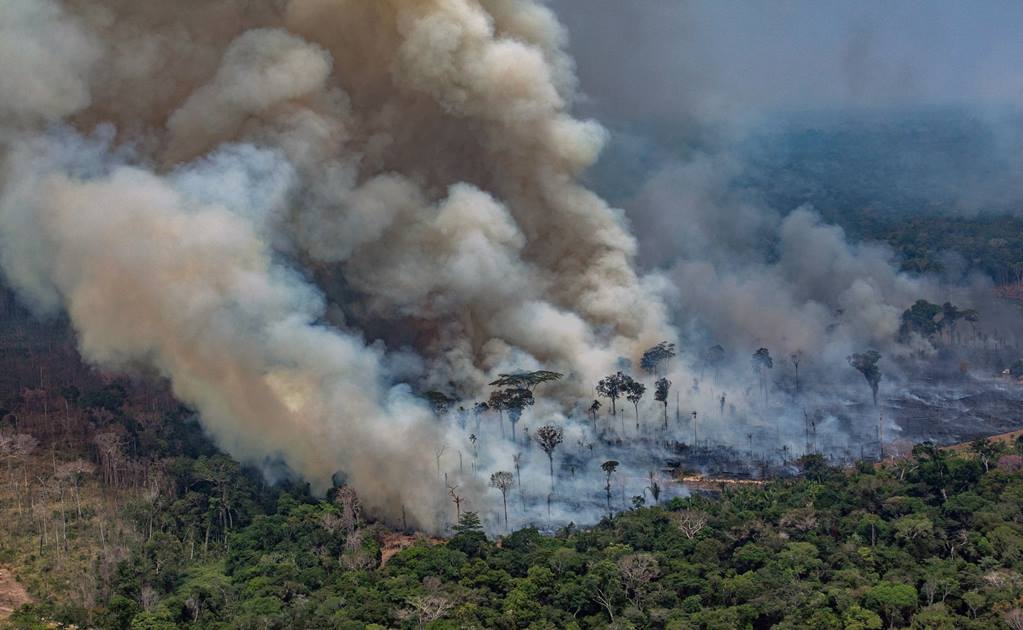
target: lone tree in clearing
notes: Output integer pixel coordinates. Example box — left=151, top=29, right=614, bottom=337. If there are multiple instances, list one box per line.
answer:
left=849, top=350, right=883, bottom=407
left=640, top=341, right=676, bottom=375
left=534, top=424, right=564, bottom=492
left=489, top=471, right=515, bottom=531
left=601, top=460, right=619, bottom=515
left=654, top=378, right=671, bottom=430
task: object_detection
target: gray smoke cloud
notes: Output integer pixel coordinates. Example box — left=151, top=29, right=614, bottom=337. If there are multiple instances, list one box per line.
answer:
left=0, top=0, right=674, bottom=530
left=540, top=0, right=1023, bottom=464
left=548, top=0, right=1023, bottom=363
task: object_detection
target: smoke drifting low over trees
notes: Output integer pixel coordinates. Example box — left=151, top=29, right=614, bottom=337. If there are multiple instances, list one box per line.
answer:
left=0, top=0, right=675, bottom=530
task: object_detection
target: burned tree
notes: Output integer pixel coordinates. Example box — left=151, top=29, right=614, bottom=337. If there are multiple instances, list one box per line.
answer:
left=640, top=341, right=676, bottom=375
left=752, top=348, right=773, bottom=405
left=625, top=379, right=646, bottom=432
left=601, top=460, right=619, bottom=516
left=447, top=483, right=464, bottom=521
left=790, top=351, right=803, bottom=395
left=654, top=378, right=671, bottom=430
left=489, top=471, right=515, bottom=531
left=512, top=453, right=525, bottom=509
left=849, top=350, right=883, bottom=407
left=534, top=424, right=564, bottom=492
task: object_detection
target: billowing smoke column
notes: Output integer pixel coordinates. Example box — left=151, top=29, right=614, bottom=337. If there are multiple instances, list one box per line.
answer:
left=0, top=0, right=672, bottom=528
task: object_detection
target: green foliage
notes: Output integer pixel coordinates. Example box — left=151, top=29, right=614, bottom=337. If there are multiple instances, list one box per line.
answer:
left=8, top=415, right=1023, bottom=630
left=900, top=299, right=943, bottom=338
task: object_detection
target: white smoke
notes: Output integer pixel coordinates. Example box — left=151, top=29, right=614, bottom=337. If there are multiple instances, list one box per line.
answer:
left=0, top=0, right=674, bottom=529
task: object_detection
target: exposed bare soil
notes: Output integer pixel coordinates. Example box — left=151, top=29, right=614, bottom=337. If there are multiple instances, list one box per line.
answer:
left=0, top=566, right=31, bottom=620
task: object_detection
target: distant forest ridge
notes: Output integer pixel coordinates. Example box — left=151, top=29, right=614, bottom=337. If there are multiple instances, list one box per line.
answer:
left=595, top=106, right=1023, bottom=284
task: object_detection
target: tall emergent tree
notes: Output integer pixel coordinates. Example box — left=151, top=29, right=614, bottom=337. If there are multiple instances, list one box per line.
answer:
left=601, top=460, right=619, bottom=515
left=423, top=391, right=455, bottom=417
left=588, top=399, right=601, bottom=431
left=534, top=424, right=564, bottom=492
left=625, top=379, right=646, bottom=432
left=489, top=370, right=563, bottom=391
left=654, top=378, right=671, bottom=430
left=849, top=350, right=883, bottom=407
left=487, top=389, right=508, bottom=438
left=489, top=471, right=515, bottom=531
left=640, top=341, right=676, bottom=375
left=472, top=401, right=488, bottom=432
left=899, top=299, right=942, bottom=340
left=790, top=351, right=803, bottom=395
left=752, top=348, right=774, bottom=404
left=595, top=372, right=629, bottom=417
left=496, top=388, right=534, bottom=443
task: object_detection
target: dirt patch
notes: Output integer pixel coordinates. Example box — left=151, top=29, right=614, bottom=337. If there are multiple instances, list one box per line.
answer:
left=0, top=566, right=31, bottom=620
left=379, top=533, right=443, bottom=567
left=945, top=428, right=1023, bottom=453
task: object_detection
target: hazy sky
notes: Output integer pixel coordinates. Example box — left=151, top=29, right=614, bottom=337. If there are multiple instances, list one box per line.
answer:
left=547, top=1, right=1023, bottom=125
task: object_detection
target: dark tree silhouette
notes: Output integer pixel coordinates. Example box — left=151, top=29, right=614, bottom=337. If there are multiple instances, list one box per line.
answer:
left=700, top=344, right=727, bottom=375
left=534, top=424, right=564, bottom=492
left=501, top=388, right=534, bottom=444
left=423, top=391, right=455, bottom=417
left=646, top=471, right=661, bottom=505
left=654, top=378, right=671, bottom=430
left=595, top=372, right=629, bottom=417
left=489, top=471, right=515, bottom=531
left=625, top=379, right=646, bottom=432
left=601, top=460, right=619, bottom=515
left=487, top=390, right=508, bottom=438
left=472, top=401, right=488, bottom=432
left=640, top=341, right=676, bottom=375
left=849, top=350, right=883, bottom=407
left=790, top=351, right=802, bottom=395
left=489, top=370, right=563, bottom=391
left=899, top=299, right=942, bottom=339
left=752, top=348, right=774, bottom=405
left=588, top=399, right=601, bottom=431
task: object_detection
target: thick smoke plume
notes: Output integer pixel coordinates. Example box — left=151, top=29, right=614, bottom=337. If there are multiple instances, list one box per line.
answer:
left=0, top=0, right=672, bottom=529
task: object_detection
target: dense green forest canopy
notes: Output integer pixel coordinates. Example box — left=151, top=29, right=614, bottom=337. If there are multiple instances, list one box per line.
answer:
left=5, top=395, right=1023, bottom=630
